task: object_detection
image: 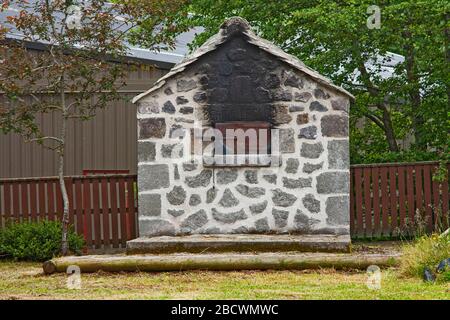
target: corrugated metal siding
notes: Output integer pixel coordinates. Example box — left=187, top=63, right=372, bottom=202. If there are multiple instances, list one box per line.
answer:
left=0, top=66, right=168, bottom=178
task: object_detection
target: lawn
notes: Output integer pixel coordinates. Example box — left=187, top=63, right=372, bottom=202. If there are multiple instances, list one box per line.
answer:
left=0, top=261, right=448, bottom=300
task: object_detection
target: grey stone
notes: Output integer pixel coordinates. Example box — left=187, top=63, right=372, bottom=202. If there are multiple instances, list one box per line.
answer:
left=272, top=105, right=293, bottom=125
left=139, top=194, right=161, bottom=217
left=298, top=126, right=317, bottom=139
left=282, top=177, right=312, bottom=189
left=182, top=161, right=198, bottom=172
left=294, top=92, right=312, bottom=103
left=249, top=200, right=268, bottom=214
left=321, top=115, right=349, bottom=137
left=219, top=188, right=239, bottom=207
left=273, top=89, right=293, bottom=101
left=166, top=186, right=186, bottom=205
left=206, top=188, right=217, bottom=203
left=303, top=162, right=323, bottom=173
left=180, top=209, right=208, bottom=233
left=262, top=174, right=277, bottom=184
left=288, top=105, right=305, bottom=112
left=174, top=164, right=180, bottom=180
left=296, top=113, right=309, bottom=125
left=138, top=101, right=159, bottom=114
left=176, top=96, right=189, bottom=105
left=300, top=142, right=323, bottom=159
left=168, top=209, right=184, bottom=217
left=189, top=194, right=202, bottom=206
left=193, top=91, right=207, bottom=103
left=138, top=118, right=166, bottom=139
left=294, top=210, right=320, bottom=232
left=263, top=73, right=281, bottom=88
left=313, top=88, right=330, bottom=99
left=255, top=87, right=272, bottom=103
left=285, top=158, right=299, bottom=174
left=235, top=184, right=265, bottom=198
left=302, top=194, right=320, bottom=213
left=185, top=170, right=213, bottom=188
left=177, top=79, right=197, bottom=92
left=284, top=72, right=302, bottom=88
left=139, top=219, right=175, bottom=237
left=137, top=141, right=156, bottom=162
left=138, top=164, right=170, bottom=190
left=272, top=209, right=289, bottom=228
left=279, top=128, right=295, bottom=153
left=232, top=226, right=249, bottom=234
left=164, top=87, right=173, bottom=95
left=212, top=208, right=248, bottom=224
left=331, top=98, right=349, bottom=112
left=216, top=169, right=238, bottom=184
left=161, top=144, right=183, bottom=158
left=255, top=218, right=270, bottom=232
left=227, top=48, right=247, bottom=61
left=245, top=170, right=258, bottom=184
left=175, top=117, right=194, bottom=124
left=179, top=106, right=194, bottom=114
left=310, top=101, right=328, bottom=112
left=328, top=140, right=349, bottom=169
left=272, top=189, right=297, bottom=207
left=316, top=172, right=350, bottom=194
left=326, top=196, right=350, bottom=225
left=162, top=101, right=176, bottom=114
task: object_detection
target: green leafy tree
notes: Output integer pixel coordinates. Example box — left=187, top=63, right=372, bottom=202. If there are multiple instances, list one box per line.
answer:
left=175, top=0, right=449, bottom=163
left=0, top=0, right=186, bottom=254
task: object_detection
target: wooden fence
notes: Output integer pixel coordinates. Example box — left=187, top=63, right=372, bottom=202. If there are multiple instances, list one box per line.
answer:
left=350, top=161, right=449, bottom=239
left=0, top=175, right=138, bottom=249
left=0, top=162, right=449, bottom=248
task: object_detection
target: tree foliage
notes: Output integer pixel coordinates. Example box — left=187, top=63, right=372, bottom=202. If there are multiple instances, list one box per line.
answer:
left=175, top=0, right=449, bottom=163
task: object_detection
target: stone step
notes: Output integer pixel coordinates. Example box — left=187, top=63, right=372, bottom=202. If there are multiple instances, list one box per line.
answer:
left=43, top=251, right=400, bottom=274
left=126, top=234, right=351, bottom=254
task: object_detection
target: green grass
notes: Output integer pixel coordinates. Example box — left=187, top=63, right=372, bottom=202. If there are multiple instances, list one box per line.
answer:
left=0, top=261, right=448, bottom=300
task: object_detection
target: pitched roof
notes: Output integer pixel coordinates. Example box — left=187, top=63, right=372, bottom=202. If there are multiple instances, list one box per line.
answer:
left=132, top=17, right=355, bottom=103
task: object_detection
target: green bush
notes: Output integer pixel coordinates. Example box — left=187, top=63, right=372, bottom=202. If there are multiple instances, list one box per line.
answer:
left=400, top=233, right=450, bottom=282
left=0, top=220, right=84, bottom=261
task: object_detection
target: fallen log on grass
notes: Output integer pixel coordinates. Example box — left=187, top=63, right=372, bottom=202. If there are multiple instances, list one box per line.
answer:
left=43, top=252, right=401, bottom=274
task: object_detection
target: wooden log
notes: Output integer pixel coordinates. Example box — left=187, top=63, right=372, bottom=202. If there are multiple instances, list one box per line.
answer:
left=42, top=253, right=401, bottom=274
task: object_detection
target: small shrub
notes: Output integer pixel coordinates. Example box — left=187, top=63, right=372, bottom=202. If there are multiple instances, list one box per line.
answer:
left=0, top=220, right=84, bottom=261
left=400, top=233, right=450, bottom=282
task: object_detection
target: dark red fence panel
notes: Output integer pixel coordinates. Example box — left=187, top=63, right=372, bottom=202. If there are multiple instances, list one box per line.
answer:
left=0, top=174, right=138, bottom=250
left=350, top=161, right=449, bottom=239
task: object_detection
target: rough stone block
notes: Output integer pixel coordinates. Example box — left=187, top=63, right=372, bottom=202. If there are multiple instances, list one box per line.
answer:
left=328, top=139, right=349, bottom=169
left=139, top=194, right=161, bottom=216
left=139, top=219, right=175, bottom=237
left=272, top=189, right=297, bottom=207
left=138, top=164, right=169, bottom=190
left=212, top=208, right=248, bottom=224
left=326, top=196, right=350, bottom=225
left=180, top=210, right=208, bottom=233
left=300, top=142, right=323, bottom=159
left=139, top=118, right=166, bottom=139
left=316, top=172, right=350, bottom=194
left=321, top=115, right=349, bottom=137
left=137, top=141, right=156, bottom=162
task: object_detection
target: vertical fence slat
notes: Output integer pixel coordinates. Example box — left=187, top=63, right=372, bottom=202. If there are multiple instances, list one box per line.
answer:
left=109, top=178, right=120, bottom=248
left=363, top=168, right=372, bottom=237
left=354, top=168, right=364, bottom=238
left=389, top=166, right=398, bottom=234
left=422, top=165, right=433, bottom=232
left=126, top=177, right=136, bottom=240
left=371, top=167, right=381, bottom=237
left=442, top=168, right=449, bottom=229
left=38, top=181, right=46, bottom=222
left=29, top=182, right=37, bottom=222
left=406, top=166, right=415, bottom=229
left=12, top=182, right=20, bottom=222
left=82, top=178, right=93, bottom=248
left=118, top=178, right=127, bottom=247
left=21, top=182, right=29, bottom=223
left=397, top=166, right=406, bottom=230
left=92, top=178, right=102, bottom=249
left=349, top=169, right=355, bottom=236
left=431, top=165, right=441, bottom=231
left=3, top=182, right=11, bottom=223
left=414, top=165, right=423, bottom=227
left=101, top=178, right=111, bottom=246
left=380, top=167, right=390, bottom=236
left=74, top=179, right=83, bottom=236
left=47, top=181, right=55, bottom=221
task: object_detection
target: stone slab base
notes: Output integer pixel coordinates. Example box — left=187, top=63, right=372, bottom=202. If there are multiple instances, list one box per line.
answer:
left=43, top=251, right=400, bottom=274
left=126, top=234, right=351, bottom=254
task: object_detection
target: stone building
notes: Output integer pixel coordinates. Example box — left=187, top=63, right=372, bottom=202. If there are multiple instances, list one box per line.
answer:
left=132, top=17, right=354, bottom=239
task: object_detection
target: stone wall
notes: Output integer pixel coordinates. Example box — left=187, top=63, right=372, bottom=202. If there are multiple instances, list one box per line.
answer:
left=136, top=36, right=350, bottom=237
